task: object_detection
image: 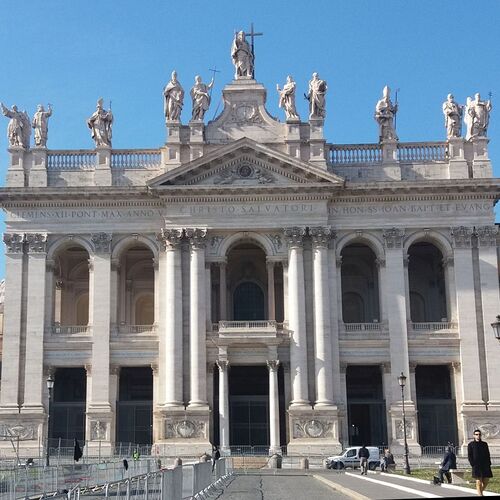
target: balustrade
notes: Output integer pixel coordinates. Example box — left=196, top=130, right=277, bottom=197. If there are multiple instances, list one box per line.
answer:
left=397, top=142, right=447, bottom=162
left=48, top=325, right=91, bottom=335
left=342, top=322, right=382, bottom=332
left=112, top=324, right=157, bottom=334
left=110, top=150, right=161, bottom=169
left=410, top=321, right=457, bottom=332
left=47, top=151, right=96, bottom=169
left=329, top=143, right=382, bottom=164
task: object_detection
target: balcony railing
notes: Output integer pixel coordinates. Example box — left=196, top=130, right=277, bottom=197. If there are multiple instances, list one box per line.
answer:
left=212, top=320, right=282, bottom=332
left=47, top=325, right=91, bottom=335
left=410, top=321, right=457, bottom=332
left=110, top=150, right=161, bottom=169
left=343, top=322, right=382, bottom=332
left=112, top=324, right=157, bottom=335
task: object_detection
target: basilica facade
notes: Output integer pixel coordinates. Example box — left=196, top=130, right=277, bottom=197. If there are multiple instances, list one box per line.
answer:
left=0, top=38, right=499, bottom=457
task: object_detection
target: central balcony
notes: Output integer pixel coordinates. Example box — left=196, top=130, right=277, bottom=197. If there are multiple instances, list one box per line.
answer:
left=210, top=320, right=289, bottom=346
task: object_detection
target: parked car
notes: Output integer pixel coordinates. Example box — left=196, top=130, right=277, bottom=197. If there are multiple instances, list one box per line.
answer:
left=326, top=446, right=380, bottom=470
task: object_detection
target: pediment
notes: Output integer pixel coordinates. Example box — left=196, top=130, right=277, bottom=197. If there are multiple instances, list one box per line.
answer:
left=148, top=138, right=344, bottom=188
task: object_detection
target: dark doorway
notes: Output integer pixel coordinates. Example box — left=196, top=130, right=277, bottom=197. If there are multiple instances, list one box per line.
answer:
left=233, top=282, right=265, bottom=320
left=346, top=365, right=387, bottom=446
left=116, top=367, right=153, bottom=445
left=416, top=365, right=458, bottom=447
left=50, top=368, right=86, bottom=446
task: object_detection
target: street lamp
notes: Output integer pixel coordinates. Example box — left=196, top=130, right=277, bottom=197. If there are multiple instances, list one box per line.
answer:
left=397, top=372, right=411, bottom=475
left=46, top=374, right=54, bottom=467
left=491, top=315, right=500, bottom=342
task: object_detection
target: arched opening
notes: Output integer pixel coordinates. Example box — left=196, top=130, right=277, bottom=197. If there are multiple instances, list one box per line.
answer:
left=233, top=282, right=265, bottom=320
left=52, top=245, right=90, bottom=328
left=408, top=243, right=447, bottom=322
left=117, top=244, right=155, bottom=328
left=341, top=244, right=380, bottom=323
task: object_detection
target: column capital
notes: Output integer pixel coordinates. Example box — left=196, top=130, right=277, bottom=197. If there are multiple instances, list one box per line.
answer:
left=283, top=226, right=307, bottom=248
left=267, top=359, right=280, bottom=372
left=91, top=232, right=112, bottom=254
left=475, top=225, right=498, bottom=247
left=185, top=228, right=208, bottom=249
left=382, top=227, right=405, bottom=249
left=157, top=228, right=183, bottom=249
left=110, top=364, right=120, bottom=376
left=216, top=360, right=229, bottom=372
left=310, top=226, right=335, bottom=247
left=382, top=362, right=391, bottom=374
left=151, top=363, right=158, bottom=374
left=25, top=233, right=47, bottom=254
left=3, top=233, right=24, bottom=254
left=450, top=226, right=474, bottom=249
left=408, top=362, right=417, bottom=373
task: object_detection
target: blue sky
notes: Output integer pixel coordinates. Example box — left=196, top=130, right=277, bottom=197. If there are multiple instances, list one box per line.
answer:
left=0, top=0, right=499, bottom=276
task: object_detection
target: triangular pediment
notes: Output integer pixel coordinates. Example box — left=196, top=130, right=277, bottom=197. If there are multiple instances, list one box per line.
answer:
left=148, top=138, right=344, bottom=188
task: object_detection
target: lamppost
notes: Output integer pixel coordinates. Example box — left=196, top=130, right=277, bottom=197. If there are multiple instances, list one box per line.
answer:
left=46, top=374, right=54, bottom=467
left=491, top=315, right=500, bottom=342
left=397, top=372, right=411, bottom=475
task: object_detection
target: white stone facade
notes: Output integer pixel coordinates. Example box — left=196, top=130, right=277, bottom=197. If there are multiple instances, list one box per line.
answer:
left=0, top=70, right=499, bottom=457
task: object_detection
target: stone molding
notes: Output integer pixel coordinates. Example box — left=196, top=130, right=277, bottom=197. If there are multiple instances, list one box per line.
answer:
left=185, top=228, right=208, bottom=249
left=310, top=226, right=335, bottom=247
left=283, top=226, right=307, bottom=248
left=91, top=232, right=112, bottom=253
left=3, top=233, right=24, bottom=253
left=382, top=227, right=405, bottom=249
left=475, top=225, right=498, bottom=247
left=25, top=233, right=48, bottom=254
left=157, top=228, right=183, bottom=249
left=450, top=226, right=474, bottom=248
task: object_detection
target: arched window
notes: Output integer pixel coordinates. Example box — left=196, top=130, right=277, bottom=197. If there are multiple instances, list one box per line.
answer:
left=75, top=293, right=89, bottom=325
left=342, top=292, right=365, bottom=323
left=233, top=282, right=265, bottom=320
left=135, top=294, right=154, bottom=325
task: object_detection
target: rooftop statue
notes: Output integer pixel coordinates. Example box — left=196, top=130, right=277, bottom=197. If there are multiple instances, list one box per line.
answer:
left=231, top=31, right=254, bottom=79
left=277, top=76, right=299, bottom=120
left=32, top=104, right=53, bottom=147
left=164, top=71, right=184, bottom=122
left=442, top=94, right=463, bottom=139
left=305, top=73, right=327, bottom=120
left=87, top=98, right=113, bottom=147
left=1, top=103, right=30, bottom=148
left=375, top=86, right=398, bottom=141
left=465, top=93, right=492, bottom=140
left=190, top=75, right=214, bottom=121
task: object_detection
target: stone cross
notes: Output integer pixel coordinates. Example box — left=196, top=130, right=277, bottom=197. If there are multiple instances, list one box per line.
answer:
left=243, top=23, right=263, bottom=78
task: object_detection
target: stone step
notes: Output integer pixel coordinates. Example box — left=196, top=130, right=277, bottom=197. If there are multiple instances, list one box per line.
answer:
left=231, top=456, right=269, bottom=469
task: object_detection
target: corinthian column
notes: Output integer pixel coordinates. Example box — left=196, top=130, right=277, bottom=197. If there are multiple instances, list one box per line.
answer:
left=267, top=359, right=281, bottom=454
left=217, top=359, right=230, bottom=453
left=186, top=228, right=208, bottom=407
left=283, top=227, right=309, bottom=407
left=159, top=228, right=184, bottom=407
left=310, top=227, right=334, bottom=407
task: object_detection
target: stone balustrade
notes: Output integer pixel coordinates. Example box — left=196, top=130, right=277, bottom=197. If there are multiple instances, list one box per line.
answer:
left=410, top=321, right=458, bottom=332
left=47, top=325, right=91, bottom=335
left=343, top=322, right=382, bottom=332
left=111, top=324, right=158, bottom=335
left=47, top=150, right=97, bottom=169
left=329, top=143, right=382, bottom=164
left=110, top=150, right=161, bottom=169
left=214, top=320, right=280, bottom=332
left=397, top=141, right=448, bottom=162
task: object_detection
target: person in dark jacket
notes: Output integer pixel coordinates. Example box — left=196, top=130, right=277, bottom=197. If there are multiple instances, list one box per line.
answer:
left=358, top=445, right=369, bottom=475
left=468, top=429, right=492, bottom=496
left=438, top=445, right=456, bottom=483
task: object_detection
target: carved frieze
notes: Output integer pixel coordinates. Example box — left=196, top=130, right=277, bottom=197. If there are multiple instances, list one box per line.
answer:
left=213, top=163, right=275, bottom=185
left=382, top=228, right=405, bottom=249
left=0, top=423, right=37, bottom=440
left=3, top=233, right=24, bottom=253
left=25, top=233, right=47, bottom=253
left=185, top=228, right=208, bottom=249
left=165, top=418, right=207, bottom=439
left=157, top=228, right=183, bottom=249
left=475, top=225, right=498, bottom=247
left=283, top=227, right=307, bottom=248
left=395, top=419, right=414, bottom=440
left=226, top=102, right=264, bottom=125
left=91, top=232, right=112, bottom=253
left=467, top=421, right=500, bottom=440
left=310, top=226, right=335, bottom=247
left=293, top=418, right=335, bottom=439
left=450, top=226, right=473, bottom=249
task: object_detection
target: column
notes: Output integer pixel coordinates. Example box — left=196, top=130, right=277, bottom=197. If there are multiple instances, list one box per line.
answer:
left=382, top=228, right=412, bottom=403
left=219, top=261, right=227, bottom=320
left=450, top=227, right=483, bottom=404
left=0, top=234, right=24, bottom=412
left=205, top=262, right=212, bottom=330
left=310, top=227, right=334, bottom=406
left=442, top=255, right=458, bottom=323
left=266, top=260, right=276, bottom=321
left=159, top=229, right=183, bottom=407
left=329, top=243, right=342, bottom=406
left=476, top=226, right=500, bottom=405
left=88, top=233, right=112, bottom=412
left=283, top=227, right=309, bottom=407
left=216, top=359, right=230, bottom=453
left=186, top=228, right=208, bottom=407
left=22, top=234, right=48, bottom=413
left=267, top=359, right=281, bottom=454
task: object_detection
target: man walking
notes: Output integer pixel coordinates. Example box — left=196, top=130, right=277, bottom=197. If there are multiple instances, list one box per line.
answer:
left=468, top=429, right=492, bottom=496
left=358, top=445, right=369, bottom=475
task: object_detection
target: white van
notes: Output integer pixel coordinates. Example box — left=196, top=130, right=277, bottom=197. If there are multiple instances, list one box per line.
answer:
left=326, top=446, right=380, bottom=470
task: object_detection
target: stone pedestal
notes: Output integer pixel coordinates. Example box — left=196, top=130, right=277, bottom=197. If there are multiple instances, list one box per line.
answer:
left=85, top=412, right=114, bottom=456
left=7, top=146, right=26, bottom=187
left=30, top=147, right=48, bottom=186
left=156, top=407, right=211, bottom=457
left=308, top=118, right=327, bottom=169
left=285, top=119, right=301, bottom=159
left=447, top=137, right=469, bottom=178
left=381, top=140, right=401, bottom=180
left=165, top=120, right=182, bottom=168
left=0, top=416, right=44, bottom=457
left=471, top=136, right=492, bottom=177
left=189, top=120, right=204, bottom=161
left=94, top=146, right=112, bottom=185
left=287, top=407, right=342, bottom=455
left=388, top=403, right=421, bottom=455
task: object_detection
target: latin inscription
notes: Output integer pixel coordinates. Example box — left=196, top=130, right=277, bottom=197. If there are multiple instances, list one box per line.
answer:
left=329, top=202, right=491, bottom=216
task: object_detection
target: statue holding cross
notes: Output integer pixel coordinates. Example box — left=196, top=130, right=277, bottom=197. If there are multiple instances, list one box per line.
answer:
left=231, top=25, right=262, bottom=79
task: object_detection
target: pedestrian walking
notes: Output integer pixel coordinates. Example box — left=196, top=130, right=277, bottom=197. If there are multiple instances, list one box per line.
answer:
left=436, top=444, right=456, bottom=484
left=468, top=429, right=492, bottom=496
left=212, top=445, right=221, bottom=472
left=358, top=445, right=369, bottom=475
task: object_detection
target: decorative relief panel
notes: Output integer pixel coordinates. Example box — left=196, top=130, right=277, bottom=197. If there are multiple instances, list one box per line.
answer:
left=395, top=419, right=414, bottom=440
left=0, top=424, right=37, bottom=440
left=213, top=163, right=275, bottom=185
left=165, top=418, right=207, bottom=440
left=25, top=233, right=47, bottom=253
left=268, top=234, right=283, bottom=252
left=3, top=233, right=24, bottom=253
left=468, top=421, right=500, bottom=440
left=226, top=102, right=264, bottom=125
left=91, top=232, right=112, bottom=253
left=293, top=418, right=335, bottom=439
left=90, top=420, right=109, bottom=441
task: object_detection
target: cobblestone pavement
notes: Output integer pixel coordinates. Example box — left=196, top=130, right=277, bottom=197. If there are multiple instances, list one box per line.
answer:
left=214, top=474, right=350, bottom=499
